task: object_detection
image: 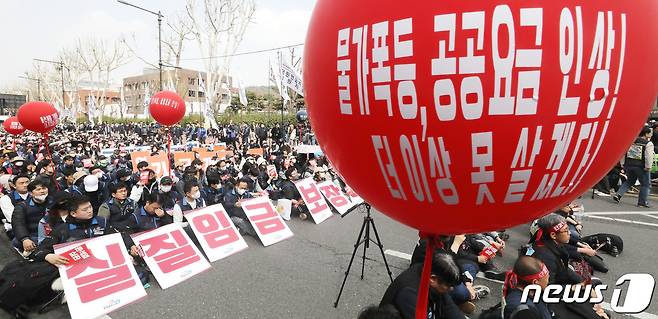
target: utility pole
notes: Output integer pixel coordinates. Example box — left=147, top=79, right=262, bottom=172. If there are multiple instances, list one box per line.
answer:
left=19, top=75, right=41, bottom=101
left=117, top=0, right=164, bottom=91
left=34, top=58, right=68, bottom=109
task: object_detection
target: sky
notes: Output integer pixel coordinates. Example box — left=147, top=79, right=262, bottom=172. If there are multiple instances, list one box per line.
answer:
left=0, top=0, right=316, bottom=89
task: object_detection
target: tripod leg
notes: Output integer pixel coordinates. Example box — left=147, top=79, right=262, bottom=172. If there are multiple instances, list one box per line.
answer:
left=361, top=217, right=371, bottom=280
left=333, top=215, right=368, bottom=308
left=369, top=217, right=394, bottom=282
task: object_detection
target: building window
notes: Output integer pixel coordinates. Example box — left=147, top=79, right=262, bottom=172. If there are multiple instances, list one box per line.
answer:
left=198, top=91, right=205, bottom=98
left=188, top=78, right=196, bottom=85
left=188, top=90, right=196, bottom=97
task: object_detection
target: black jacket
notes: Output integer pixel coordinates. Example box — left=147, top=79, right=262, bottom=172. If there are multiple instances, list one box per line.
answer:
left=32, top=216, right=109, bottom=262
left=504, top=289, right=553, bottom=319
left=11, top=198, right=50, bottom=242
left=532, top=240, right=582, bottom=285
left=98, top=198, right=137, bottom=232
left=223, top=189, right=253, bottom=220
left=380, top=263, right=464, bottom=319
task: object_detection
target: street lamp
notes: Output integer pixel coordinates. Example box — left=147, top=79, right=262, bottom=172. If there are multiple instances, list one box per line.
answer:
left=19, top=75, right=41, bottom=101
left=34, top=58, right=69, bottom=109
left=117, top=0, right=164, bottom=91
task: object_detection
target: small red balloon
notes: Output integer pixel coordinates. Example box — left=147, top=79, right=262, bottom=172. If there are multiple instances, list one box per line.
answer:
left=149, top=91, right=186, bottom=126
left=2, top=117, right=26, bottom=135
left=16, top=102, right=59, bottom=134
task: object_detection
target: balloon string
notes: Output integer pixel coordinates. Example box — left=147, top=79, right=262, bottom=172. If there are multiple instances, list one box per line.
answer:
left=416, top=232, right=436, bottom=319
left=167, top=128, right=172, bottom=176
left=42, top=134, right=60, bottom=191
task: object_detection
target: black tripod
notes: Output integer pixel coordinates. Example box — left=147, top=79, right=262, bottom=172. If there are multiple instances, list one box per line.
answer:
left=334, top=203, right=393, bottom=308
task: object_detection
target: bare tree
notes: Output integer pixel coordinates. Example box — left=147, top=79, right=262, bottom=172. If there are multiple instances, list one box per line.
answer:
left=60, top=38, right=130, bottom=122
left=185, top=0, right=256, bottom=115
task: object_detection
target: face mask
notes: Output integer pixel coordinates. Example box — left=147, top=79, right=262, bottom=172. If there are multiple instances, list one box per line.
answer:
left=94, top=172, right=103, bottom=179
left=161, top=185, right=172, bottom=192
left=236, top=188, right=246, bottom=195
left=34, top=194, right=48, bottom=202
left=195, top=165, right=202, bottom=170
left=190, top=192, right=201, bottom=200
left=76, top=167, right=84, bottom=172
left=15, top=162, right=23, bottom=167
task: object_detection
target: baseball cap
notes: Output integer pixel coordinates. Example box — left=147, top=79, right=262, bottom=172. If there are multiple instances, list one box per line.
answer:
left=160, top=176, right=173, bottom=185
left=83, top=175, right=99, bottom=192
left=72, top=171, right=88, bottom=185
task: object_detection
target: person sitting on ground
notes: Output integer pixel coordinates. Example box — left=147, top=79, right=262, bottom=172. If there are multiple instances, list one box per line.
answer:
left=380, top=251, right=465, bottom=319
left=503, top=256, right=553, bottom=319
left=156, top=176, right=182, bottom=211
left=223, top=177, right=257, bottom=236
left=530, top=214, right=583, bottom=285
left=97, top=182, right=137, bottom=233
left=0, top=174, right=31, bottom=239
left=125, top=192, right=171, bottom=257
left=11, top=178, right=50, bottom=253
left=37, top=191, right=74, bottom=244
left=172, top=180, right=206, bottom=223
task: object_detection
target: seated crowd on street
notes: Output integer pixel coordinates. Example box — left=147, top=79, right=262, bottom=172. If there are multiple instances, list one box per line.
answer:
left=0, top=119, right=648, bottom=319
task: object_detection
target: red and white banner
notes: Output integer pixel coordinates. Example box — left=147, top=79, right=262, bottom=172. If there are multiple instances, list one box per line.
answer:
left=54, top=233, right=146, bottom=319
left=241, top=197, right=294, bottom=246
left=316, top=181, right=352, bottom=216
left=266, top=165, right=278, bottom=178
left=185, top=204, right=248, bottom=262
left=131, top=223, right=211, bottom=289
left=295, top=178, right=333, bottom=224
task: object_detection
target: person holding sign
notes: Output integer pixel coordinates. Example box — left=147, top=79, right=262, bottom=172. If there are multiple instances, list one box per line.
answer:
left=277, top=167, right=308, bottom=221
left=125, top=192, right=172, bottom=257
left=32, top=194, right=108, bottom=265
left=223, top=178, right=257, bottom=237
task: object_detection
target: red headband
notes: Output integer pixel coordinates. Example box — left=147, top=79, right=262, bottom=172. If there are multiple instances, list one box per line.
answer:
left=550, top=222, right=568, bottom=233
left=503, top=264, right=550, bottom=297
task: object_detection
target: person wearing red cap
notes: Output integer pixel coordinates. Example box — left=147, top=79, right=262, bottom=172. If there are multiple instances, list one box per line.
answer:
left=503, top=256, right=552, bottom=319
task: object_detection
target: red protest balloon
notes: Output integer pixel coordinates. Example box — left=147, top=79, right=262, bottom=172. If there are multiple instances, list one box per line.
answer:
left=149, top=91, right=186, bottom=126
left=16, top=101, right=59, bottom=134
left=304, top=0, right=658, bottom=234
left=2, top=117, right=26, bottom=135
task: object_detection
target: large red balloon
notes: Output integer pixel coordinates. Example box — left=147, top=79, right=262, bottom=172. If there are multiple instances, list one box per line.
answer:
left=304, top=0, right=658, bottom=234
left=16, top=102, right=59, bottom=134
left=2, top=117, right=26, bottom=135
left=149, top=91, right=186, bottom=126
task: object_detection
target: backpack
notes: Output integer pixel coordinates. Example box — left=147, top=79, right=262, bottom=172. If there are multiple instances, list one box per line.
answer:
left=580, top=233, right=623, bottom=257
left=0, top=260, right=59, bottom=312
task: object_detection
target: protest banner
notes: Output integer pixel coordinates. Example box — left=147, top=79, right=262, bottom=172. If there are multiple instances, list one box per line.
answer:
left=213, top=144, right=226, bottom=152
left=295, top=178, right=333, bottom=224
left=54, top=233, right=146, bottom=319
left=241, top=196, right=294, bottom=246
left=130, top=151, right=150, bottom=172
left=131, top=223, right=211, bottom=289
left=146, top=153, right=170, bottom=177
left=246, top=148, right=263, bottom=157
left=185, top=204, right=248, bottom=262
left=316, top=181, right=352, bottom=216
left=173, top=152, right=195, bottom=168
left=198, top=151, right=218, bottom=170
left=192, top=147, right=207, bottom=154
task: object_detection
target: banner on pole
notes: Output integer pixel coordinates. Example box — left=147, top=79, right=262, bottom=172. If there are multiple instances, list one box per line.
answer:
left=185, top=204, right=248, bottom=262
left=131, top=223, right=211, bottom=289
left=54, top=233, right=146, bottom=319
left=241, top=196, right=293, bottom=246
left=295, top=178, right=333, bottom=224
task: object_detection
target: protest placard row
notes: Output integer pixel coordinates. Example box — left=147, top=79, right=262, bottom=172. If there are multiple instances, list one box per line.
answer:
left=54, top=181, right=363, bottom=319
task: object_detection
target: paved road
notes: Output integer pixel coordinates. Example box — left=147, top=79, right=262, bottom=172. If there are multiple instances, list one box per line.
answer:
left=3, top=192, right=657, bottom=319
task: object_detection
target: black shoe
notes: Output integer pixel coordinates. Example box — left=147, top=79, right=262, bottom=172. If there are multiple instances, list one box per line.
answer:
left=612, top=194, right=621, bottom=203
left=484, top=270, right=507, bottom=281
left=637, top=203, right=651, bottom=208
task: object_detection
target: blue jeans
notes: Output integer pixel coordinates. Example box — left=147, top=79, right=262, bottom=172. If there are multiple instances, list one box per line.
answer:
left=617, top=166, right=651, bottom=205
left=450, top=261, right=479, bottom=304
